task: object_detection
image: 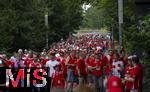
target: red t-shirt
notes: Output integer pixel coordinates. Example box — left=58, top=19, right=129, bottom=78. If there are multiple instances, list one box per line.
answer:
left=67, top=55, right=75, bottom=69
left=51, top=71, right=65, bottom=89
left=40, top=58, right=49, bottom=69
left=28, top=62, right=42, bottom=68
left=55, top=57, right=61, bottom=62
left=101, top=54, right=109, bottom=66
left=101, top=54, right=111, bottom=75
left=91, top=60, right=103, bottom=77
left=131, top=64, right=143, bottom=89
left=61, top=58, right=67, bottom=75
left=28, top=62, right=45, bottom=74
left=125, top=64, right=133, bottom=89
left=40, top=57, right=49, bottom=64
left=76, top=59, right=87, bottom=76
left=24, top=58, right=34, bottom=67
left=5, top=60, right=14, bottom=67
left=109, top=54, right=114, bottom=64
left=86, top=57, right=95, bottom=67
left=73, top=59, right=79, bottom=76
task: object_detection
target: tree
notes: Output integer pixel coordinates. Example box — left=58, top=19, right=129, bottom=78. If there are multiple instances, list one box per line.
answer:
left=82, top=0, right=137, bottom=52
left=49, top=0, right=84, bottom=39
left=130, top=15, right=150, bottom=59
left=82, top=6, right=105, bottom=29
left=0, top=0, right=86, bottom=51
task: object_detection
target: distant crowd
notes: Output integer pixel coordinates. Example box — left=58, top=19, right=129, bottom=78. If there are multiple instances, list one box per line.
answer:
left=0, top=33, right=143, bottom=92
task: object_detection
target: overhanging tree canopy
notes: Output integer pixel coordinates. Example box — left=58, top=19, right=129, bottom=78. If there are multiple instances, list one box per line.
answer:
left=0, top=0, right=87, bottom=51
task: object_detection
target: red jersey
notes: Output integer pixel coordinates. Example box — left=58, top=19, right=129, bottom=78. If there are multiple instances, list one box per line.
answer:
left=51, top=71, right=65, bottom=89
left=125, top=64, right=133, bottom=90
left=91, top=60, right=103, bottom=77
left=101, top=54, right=111, bottom=76
left=22, top=54, right=28, bottom=61
left=73, top=59, right=79, bottom=76
left=0, top=56, right=14, bottom=67
left=86, top=57, right=95, bottom=67
left=60, top=58, right=67, bottom=75
left=67, top=55, right=75, bottom=70
left=109, top=53, right=114, bottom=64
left=28, top=62, right=44, bottom=73
left=76, top=59, right=87, bottom=76
left=101, top=54, right=109, bottom=66
left=55, top=57, right=61, bottom=62
left=68, top=55, right=75, bottom=64
left=24, top=58, right=34, bottom=67
left=40, top=57, right=49, bottom=67
left=131, top=64, right=143, bottom=90
left=29, top=62, right=42, bottom=68
left=5, top=60, right=14, bottom=68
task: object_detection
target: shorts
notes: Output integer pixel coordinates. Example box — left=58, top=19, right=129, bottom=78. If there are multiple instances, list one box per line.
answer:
left=67, top=69, right=74, bottom=82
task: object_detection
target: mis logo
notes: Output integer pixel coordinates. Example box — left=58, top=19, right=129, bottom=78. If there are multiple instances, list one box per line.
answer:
left=5, top=68, right=47, bottom=88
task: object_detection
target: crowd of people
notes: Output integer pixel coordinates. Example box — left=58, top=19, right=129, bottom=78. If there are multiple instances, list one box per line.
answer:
left=0, top=33, right=143, bottom=92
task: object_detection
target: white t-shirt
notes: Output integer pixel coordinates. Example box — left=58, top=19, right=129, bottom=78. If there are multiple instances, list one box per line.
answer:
left=46, top=60, right=59, bottom=77
left=9, top=56, right=18, bottom=67
left=112, top=60, right=124, bottom=77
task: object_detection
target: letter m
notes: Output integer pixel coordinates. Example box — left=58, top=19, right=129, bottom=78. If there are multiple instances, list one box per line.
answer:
left=6, top=69, right=24, bottom=87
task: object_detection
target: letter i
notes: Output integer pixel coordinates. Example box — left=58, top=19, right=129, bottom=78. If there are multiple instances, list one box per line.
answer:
left=27, top=69, right=30, bottom=87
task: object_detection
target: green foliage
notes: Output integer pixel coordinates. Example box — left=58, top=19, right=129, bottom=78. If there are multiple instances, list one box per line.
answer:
left=82, top=0, right=137, bottom=53
left=82, top=6, right=103, bottom=29
left=81, top=0, right=118, bottom=29
left=132, top=15, right=150, bottom=59
left=90, top=0, right=150, bottom=61
left=0, top=0, right=85, bottom=51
